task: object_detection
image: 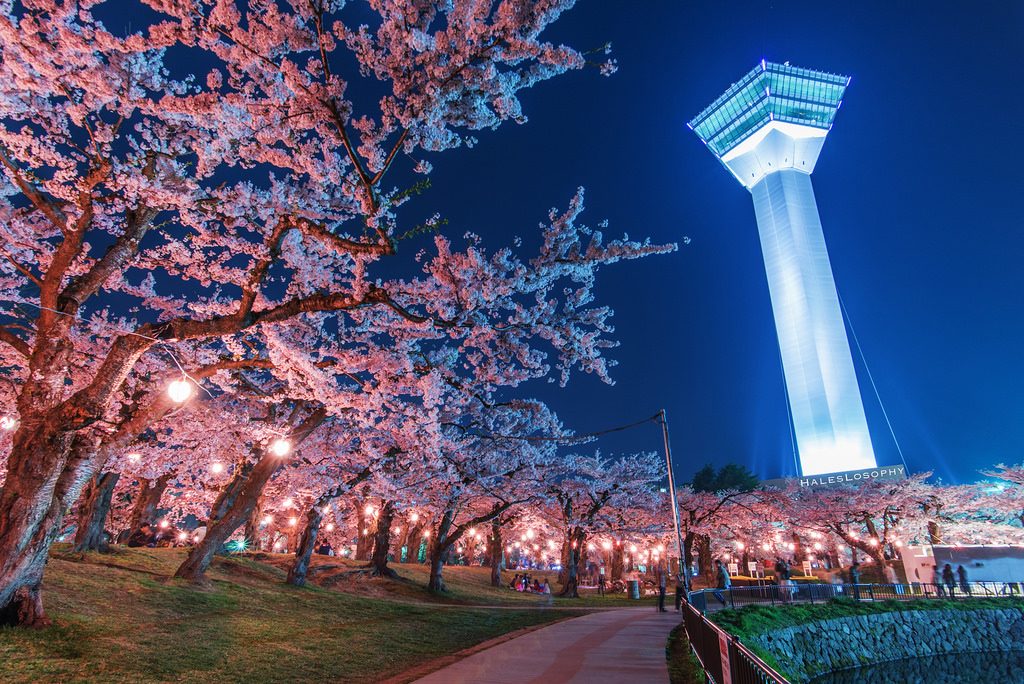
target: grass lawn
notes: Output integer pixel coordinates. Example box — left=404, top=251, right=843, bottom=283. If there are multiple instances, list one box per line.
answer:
left=272, top=553, right=640, bottom=608
left=665, top=622, right=706, bottom=684
left=0, top=546, right=581, bottom=683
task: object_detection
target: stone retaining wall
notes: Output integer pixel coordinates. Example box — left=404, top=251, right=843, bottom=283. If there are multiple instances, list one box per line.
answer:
left=749, top=607, right=1024, bottom=682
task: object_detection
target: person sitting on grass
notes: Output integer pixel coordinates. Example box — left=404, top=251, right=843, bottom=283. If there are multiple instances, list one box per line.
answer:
left=542, top=579, right=552, bottom=594
left=533, top=579, right=542, bottom=592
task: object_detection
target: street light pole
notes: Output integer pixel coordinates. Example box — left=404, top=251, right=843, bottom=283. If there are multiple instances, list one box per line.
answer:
left=659, top=409, right=686, bottom=583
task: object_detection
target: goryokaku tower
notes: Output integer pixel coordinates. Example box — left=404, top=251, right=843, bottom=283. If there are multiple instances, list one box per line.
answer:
left=689, top=61, right=877, bottom=477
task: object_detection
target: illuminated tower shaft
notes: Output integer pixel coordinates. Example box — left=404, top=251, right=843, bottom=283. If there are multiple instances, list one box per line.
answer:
left=689, top=61, right=876, bottom=476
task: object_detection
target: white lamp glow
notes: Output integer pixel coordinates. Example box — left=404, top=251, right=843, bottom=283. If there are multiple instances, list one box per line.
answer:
left=167, top=378, right=193, bottom=403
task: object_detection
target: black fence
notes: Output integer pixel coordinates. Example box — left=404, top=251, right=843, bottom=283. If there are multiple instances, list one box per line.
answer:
left=688, top=580, right=1022, bottom=613
left=681, top=600, right=788, bottom=683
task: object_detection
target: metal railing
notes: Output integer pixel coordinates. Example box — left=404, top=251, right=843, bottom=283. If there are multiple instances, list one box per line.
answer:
left=688, top=580, right=1023, bottom=613
left=681, top=599, right=788, bottom=683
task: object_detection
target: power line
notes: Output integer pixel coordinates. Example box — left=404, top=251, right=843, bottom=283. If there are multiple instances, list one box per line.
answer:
left=468, top=412, right=662, bottom=444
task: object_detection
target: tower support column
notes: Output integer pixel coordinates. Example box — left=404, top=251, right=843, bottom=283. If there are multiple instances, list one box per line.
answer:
left=751, top=169, right=875, bottom=475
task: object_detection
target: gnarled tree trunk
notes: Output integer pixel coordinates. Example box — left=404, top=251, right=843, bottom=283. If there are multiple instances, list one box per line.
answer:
left=489, top=520, right=504, bottom=587
left=427, top=508, right=455, bottom=593
left=284, top=467, right=371, bottom=587
left=368, top=501, right=396, bottom=577
left=558, top=527, right=585, bottom=598
left=244, top=494, right=265, bottom=551
left=125, top=472, right=174, bottom=541
left=611, top=541, right=624, bottom=581
left=73, top=471, right=120, bottom=552
left=0, top=433, right=99, bottom=627
left=287, top=506, right=323, bottom=587
left=175, top=454, right=279, bottom=581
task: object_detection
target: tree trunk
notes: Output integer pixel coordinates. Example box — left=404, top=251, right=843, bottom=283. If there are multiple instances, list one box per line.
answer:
left=611, top=541, right=624, bottom=581
left=558, top=538, right=570, bottom=586
left=0, top=433, right=99, bottom=627
left=368, top=501, right=396, bottom=577
left=698, top=534, right=713, bottom=584
left=791, top=532, right=805, bottom=563
left=427, top=509, right=455, bottom=593
left=682, top=531, right=696, bottom=593
left=125, top=472, right=174, bottom=540
left=558, top=528, right=585, bottom=598
left=489, top=521, right=504, bottom=587
left=286, top=506, right=323, bottom=587
left=72, top=471, right=120, bottom=552
left=244, top=495, right=264, bottom=551
left=354, top=499, right=374, bottom=561
left=175, top=454, right=281, bottom=581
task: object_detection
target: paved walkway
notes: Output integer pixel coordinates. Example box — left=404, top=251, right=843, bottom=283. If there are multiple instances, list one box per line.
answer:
left=412, top=607, right=679, bottom=684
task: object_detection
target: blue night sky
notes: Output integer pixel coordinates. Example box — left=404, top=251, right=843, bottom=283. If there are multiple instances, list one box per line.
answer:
left=411, top=1, right=1024, bottom=483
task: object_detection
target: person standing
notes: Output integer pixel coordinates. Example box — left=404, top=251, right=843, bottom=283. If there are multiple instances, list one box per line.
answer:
left=598, top=566, right=607, bottom=597
left=957, top=565, right=971, bottom=596
left=656, top=563, right=668, bottom=612
left=674, top=570, right=685, bottom=611
left=942, top=563, right=956, bottom=597
left=932, top=564, right=945, bottom=597
left=849, top=563, right=862, bottom=601
left=713, top=559, right=731, bottom=606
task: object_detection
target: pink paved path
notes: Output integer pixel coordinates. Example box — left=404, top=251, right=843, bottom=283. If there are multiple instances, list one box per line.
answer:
left=412, top=607, right=679, bottom=684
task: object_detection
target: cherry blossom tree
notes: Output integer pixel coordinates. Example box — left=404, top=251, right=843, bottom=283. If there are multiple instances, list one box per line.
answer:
left=544, top=452, right=663, bottom=597
left=0, top=0, right=669, bottom=625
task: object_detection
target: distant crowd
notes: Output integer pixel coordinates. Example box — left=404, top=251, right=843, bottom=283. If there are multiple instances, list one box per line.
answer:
left=509, top=573, right=552, bottom=594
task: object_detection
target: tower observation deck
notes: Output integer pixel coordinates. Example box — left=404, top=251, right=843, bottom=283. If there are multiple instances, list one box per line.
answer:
left=689, top=61, right=877, bottom=477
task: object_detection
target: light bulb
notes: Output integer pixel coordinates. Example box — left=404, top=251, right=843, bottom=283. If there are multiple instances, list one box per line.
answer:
left=178, top=532, right=188, bottom=541
left=159, top=519, right=169, bottom=529
left=270, top=438, right=291, bottom=457
left=410, top=512, right=419, bottom=522
left=167, top=378, right=193, bottom=403
left=422, top=531, right=430, bottom=538
left=210, top=462, right=224, bottom=474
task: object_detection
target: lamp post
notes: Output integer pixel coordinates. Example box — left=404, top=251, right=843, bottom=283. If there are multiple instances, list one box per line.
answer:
left=659, top=409, right=686, bottom=584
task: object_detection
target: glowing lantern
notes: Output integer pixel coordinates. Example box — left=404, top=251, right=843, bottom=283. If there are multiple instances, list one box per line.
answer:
left=210, top=462, right=224, bottom=474
left=167, top=379, right=193, bottom=403
left=159, top=519, right=169, bottom=529
left=270, top=438, right=291, bottom=457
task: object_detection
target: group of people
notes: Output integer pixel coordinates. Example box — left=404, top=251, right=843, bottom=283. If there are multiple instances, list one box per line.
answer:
left=509, top=573, right=552, bottom=594
left=937, top=563, right=971, bottom=596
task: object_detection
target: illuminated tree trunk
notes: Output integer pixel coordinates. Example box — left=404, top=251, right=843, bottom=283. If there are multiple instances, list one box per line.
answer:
left=558, top=528, right=585, bottom=598
left=125, top=472, right=174, bottom=540
left=611, top=541, right=624, bottom=581
left=427, top=508, right=455, bottom=593
left=73, top=471, right=120, bottom=553
left=489, top=520, right=504, bottom=587
left=175, top=454, right=279, bottom=581
left=287, top=506, right=324, bottom=587
left=368, top=501, right=396, bottom=577
left=244, top=495, right=264, bottom=551
left=0, top=432, right=99, bottom=627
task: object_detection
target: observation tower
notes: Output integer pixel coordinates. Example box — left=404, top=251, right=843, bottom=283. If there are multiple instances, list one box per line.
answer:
left=689, top=61, right=876, bottom=477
